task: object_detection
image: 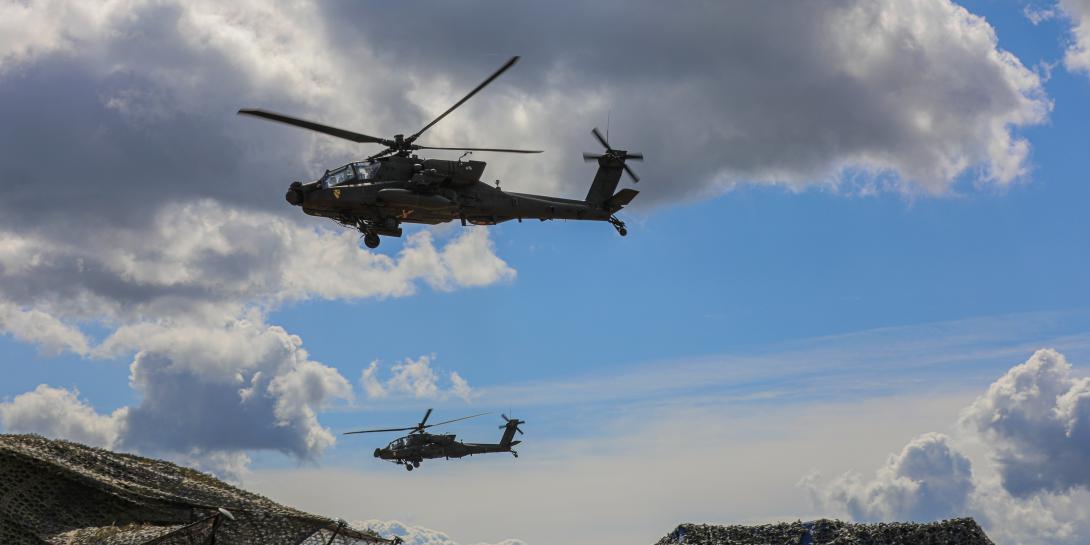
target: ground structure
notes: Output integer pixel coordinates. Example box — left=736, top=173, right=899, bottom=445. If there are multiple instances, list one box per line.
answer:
left=656, top=518, right=994, bottom=545
left=0, top=434, right=389, bottom=545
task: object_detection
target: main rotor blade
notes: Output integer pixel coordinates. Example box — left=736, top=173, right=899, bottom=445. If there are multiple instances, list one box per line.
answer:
left=425, top=411, right=491, bottom=429
left=591, top=127, right=610, bottom=150
left=415, top=145, right=542, bottom=154
left=343, top=426, right=416, bottom=435
left=418, top=408, right=434, bottom=429
left=407, top=56, right=520, bottom=143
left=238, top=109, right=392, bottom=146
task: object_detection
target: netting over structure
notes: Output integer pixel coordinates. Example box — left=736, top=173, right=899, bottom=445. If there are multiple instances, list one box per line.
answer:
left=0, top=434, right=391, bottom=545
left=657, top=518, right=995, bottom=545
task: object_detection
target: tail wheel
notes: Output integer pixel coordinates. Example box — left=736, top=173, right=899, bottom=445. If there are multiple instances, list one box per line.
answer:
left=608, top=215, right=628, bottom=237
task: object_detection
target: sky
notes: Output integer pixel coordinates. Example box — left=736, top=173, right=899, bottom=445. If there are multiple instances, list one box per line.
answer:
left=1, top=1, right=1090, bottom=544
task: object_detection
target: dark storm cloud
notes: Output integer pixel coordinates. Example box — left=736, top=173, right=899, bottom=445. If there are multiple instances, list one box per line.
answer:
left=0, top=54, right=297, bottom=231
left=320, top=0, right=1049, bottom=201
left=0, top=0, right=1050, bottom=233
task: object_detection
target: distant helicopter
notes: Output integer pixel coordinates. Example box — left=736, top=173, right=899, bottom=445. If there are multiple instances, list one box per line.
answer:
left=238, top=56, right=641, bottom=248
left=344, top=409, right=525, bottom=471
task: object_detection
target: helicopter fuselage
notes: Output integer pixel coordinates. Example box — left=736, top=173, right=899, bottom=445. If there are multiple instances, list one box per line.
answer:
left=288, top=155, right=626, bottom=241
left=373, top=432, right=520, bottom=464
left=241, top=56, right=640, bottom=249
left=365, top=415, right=525, bottom=471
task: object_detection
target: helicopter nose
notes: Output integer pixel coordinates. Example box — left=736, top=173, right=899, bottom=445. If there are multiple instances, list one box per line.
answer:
left=373, top=448, right=382, bottom=458
left=285, top=181, right=304, bottom=206
left=285, top=189, right=303, bottom=206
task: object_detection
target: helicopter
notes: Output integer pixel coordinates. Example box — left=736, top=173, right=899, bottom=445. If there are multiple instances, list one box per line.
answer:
left=238, top=56, right=642, bottom=249
left=343, top=409, right=525, bottom=471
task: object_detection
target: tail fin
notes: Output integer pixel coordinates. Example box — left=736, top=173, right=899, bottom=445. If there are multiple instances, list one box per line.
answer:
left=582, top=127, right=642, bottom=206
left=585, top=156, right=627, bottom=206
left=499, top=415, right=525, bottom=448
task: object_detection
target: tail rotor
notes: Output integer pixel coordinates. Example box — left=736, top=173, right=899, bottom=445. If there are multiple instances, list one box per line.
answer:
left=583, top=127, right=643, bottom=183
left=499, top=414, right=526, bottom=435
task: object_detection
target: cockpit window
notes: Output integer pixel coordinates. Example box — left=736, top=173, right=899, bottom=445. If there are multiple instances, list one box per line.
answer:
left=354, top=161, right=380, bottom=181
left=321, top=165, right=354, bottom=188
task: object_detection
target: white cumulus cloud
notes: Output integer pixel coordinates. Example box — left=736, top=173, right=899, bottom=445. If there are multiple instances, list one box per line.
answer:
left=0, top=303, right=91, bottom=357
left=961, top=348, right=1090, bottom=497
left=0, top=385, right=125, bottom=448
left=803, top=432, right=975, bottom=522
left=805, top=349, right=1090, bottom=545
left=361, top=355, right=474, bottom=402
left=358, top=520, right=525, bottom=545
left=1060, top=0, right=1090, bottom=75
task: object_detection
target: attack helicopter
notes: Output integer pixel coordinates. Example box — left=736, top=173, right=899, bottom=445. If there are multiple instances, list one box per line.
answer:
left=344, top=409, right=525, bottom=471
left=238, top=56, right=642, bottom=248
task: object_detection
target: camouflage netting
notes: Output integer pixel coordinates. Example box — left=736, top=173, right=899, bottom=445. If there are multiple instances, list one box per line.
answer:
left=657, top=518, right=995, bottom=545
left=0, top=434, right=391, bottom=545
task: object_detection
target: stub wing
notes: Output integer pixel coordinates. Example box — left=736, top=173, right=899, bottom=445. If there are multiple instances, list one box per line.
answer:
left=606, top=188, right=639, bottom=210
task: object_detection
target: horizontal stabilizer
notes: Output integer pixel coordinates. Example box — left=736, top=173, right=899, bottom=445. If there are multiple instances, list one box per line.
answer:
left=606, top=188, right=639, bottom=209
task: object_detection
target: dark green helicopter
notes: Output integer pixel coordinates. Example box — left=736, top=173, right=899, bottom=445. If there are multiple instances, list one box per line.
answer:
left=344, top=409, right=525, bottom=471
left=238, top=56, right=641, bottom=248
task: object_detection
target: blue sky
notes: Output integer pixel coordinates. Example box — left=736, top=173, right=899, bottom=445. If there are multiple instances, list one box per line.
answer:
left=3, top=2, right=1090, bottom=545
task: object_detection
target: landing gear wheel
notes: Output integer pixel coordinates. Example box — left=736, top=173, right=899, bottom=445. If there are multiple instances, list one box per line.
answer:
left=363, top=233, right=380, bottom=249
left=608, top=215, right=628, bottom=237
left=412, top=460, right=420, bottom=468
left=405, top=463, right=413, bottom=471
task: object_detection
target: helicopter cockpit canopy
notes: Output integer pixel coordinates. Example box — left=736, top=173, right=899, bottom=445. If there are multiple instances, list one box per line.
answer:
left=388, top=437, right=408, bottom=450
left=320, top=161, right=381, bottom=188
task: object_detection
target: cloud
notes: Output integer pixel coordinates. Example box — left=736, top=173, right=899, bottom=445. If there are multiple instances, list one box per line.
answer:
left=0, top=1, right=1052, bottom=238
left=0, top=385, right=125, bottom=448
left=0, top=318, right=353, bottom=478
left=1025, top=4, right=1061, bottom=25
left=805, top=349, right=1090, bottom=544
left=0, top=0, right=519, bottom=473
left=322, top=0, right=1049, bottom=199
left=115, top=317, right=353, bottom=463
left=961, top=348, right=1090, bottom=497
left=360, top=355, right=474, bottom=402
left=0, top=201, right=513, bottom=326
left=0, top=302, right=91, bottom=356
left=1060, top=0, right=1090, bottom=75
left=802, top=432, right=975, bottom=522
left=0, top=198, right=508, bottom=471
left=248, top=393, right=974, bottom=545
left=357, top=520, right=525, bottom=545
